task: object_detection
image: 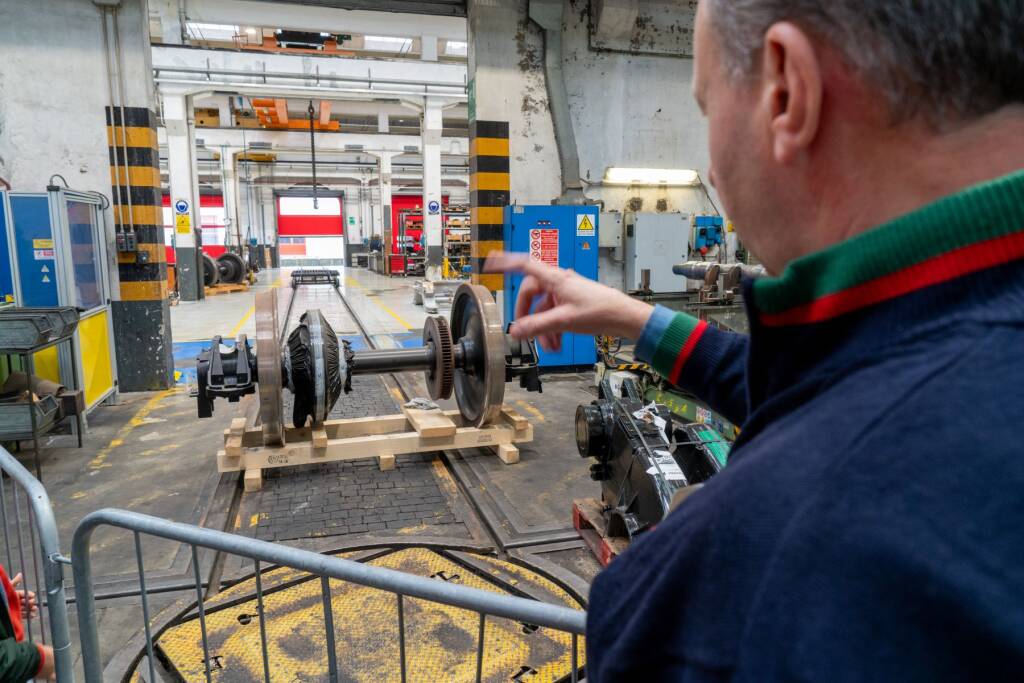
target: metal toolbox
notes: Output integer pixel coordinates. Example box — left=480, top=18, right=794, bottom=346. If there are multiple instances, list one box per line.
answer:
left=0, top=394, right=61, bottom=437
left=0, top=306, right=80, bottom=349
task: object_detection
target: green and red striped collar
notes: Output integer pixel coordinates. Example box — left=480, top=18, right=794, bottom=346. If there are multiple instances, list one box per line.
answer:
left=752, top=170, right=1024, bottom=327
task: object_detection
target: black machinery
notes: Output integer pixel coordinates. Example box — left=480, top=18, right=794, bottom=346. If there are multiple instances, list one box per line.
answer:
left=202, top=252, right=249, bottom=287
left=576, top=376, right=730, bottom=539
left=195, top=274, right=542, bottom=446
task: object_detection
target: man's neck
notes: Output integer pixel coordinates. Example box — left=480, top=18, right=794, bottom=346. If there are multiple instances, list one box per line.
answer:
left=808, top=106, right=1024, bottom=254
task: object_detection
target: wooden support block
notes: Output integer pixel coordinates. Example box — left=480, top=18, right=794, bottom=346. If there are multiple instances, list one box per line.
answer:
left=496, top=443, right=519, bottom=465
left=229, top=417, right=247, bottom=436
left=244, top=468, right=263, bottom=492
left=403, top=407, right=457, bottom=438
left=216, top=449, right=238, bottom=471
left=500, top=406, right=530, bottom=432
left=220, top=408, right=533, bottom=475
left=225, top=435, right=243, bottom=458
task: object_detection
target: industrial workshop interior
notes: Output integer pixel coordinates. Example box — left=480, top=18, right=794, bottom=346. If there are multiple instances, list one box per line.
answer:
left=3, top=0, right=1023, bottom=680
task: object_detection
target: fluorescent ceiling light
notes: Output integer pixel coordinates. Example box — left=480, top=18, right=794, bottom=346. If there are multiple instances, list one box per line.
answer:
left=186, top=22, right=239, bottom=41
left=363, top=35, right=413, bottom=53
left=445, top=40, right=468, bottom=56
left=603, top=167, right=699, bottom=186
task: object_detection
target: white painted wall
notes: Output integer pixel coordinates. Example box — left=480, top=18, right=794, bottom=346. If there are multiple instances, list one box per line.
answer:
left=469, top=0, right=716, bottom=215
left=562, top=4, right=718, bottom=215
left=0, top=0, right=152, bottom=194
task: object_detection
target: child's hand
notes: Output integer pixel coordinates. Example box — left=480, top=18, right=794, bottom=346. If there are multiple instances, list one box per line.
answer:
left=37, top=644, right=55, bottom=680
left=10, top=573, right=38, bottom=618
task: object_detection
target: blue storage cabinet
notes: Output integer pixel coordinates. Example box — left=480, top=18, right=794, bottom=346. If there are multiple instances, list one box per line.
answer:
left=9, top=194, right=59, bottom=306
left=0, top=193, right=14, bottom=303
left=503, top=205, right=599, bottom=368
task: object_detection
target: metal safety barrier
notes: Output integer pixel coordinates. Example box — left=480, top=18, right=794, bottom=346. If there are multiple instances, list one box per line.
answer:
left=0, top=446, right=74, bottom=681
left=73, top=508, right=587, bottom=682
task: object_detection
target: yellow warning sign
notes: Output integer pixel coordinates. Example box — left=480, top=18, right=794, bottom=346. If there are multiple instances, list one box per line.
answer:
left=175, top=213, right=191, bottom=234
left=576, top=213, right=595, bottom=237
left=32, top=238, right=54, bottom=249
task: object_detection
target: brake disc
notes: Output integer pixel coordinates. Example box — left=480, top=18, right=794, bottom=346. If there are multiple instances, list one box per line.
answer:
left=450, top=284, right=505, bottom=427
left=423, top=316, right=455, bottom=400
left=254, top=291, right=284, bottom=445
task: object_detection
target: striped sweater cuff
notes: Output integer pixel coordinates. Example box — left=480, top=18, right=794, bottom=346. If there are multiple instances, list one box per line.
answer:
left=637, top=307, right=709, bottom=385
left=635, top=305, right=676, bottom=364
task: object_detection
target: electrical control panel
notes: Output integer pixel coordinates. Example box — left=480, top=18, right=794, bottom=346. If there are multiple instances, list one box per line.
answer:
left=503, top=205, right=599, bottom=368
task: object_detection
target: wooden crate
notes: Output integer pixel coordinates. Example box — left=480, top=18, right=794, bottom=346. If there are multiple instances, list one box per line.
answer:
left=221, top=405, right=533, bottom=492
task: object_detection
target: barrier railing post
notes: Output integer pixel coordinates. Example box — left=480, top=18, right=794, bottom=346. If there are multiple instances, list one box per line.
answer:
left=72, top=508, right=588, bottom=681
left=0, top=447, right=74, bottom=681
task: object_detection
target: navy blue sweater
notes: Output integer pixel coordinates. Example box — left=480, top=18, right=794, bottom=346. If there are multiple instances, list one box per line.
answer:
left=586, top=170, right=1024, bottom=681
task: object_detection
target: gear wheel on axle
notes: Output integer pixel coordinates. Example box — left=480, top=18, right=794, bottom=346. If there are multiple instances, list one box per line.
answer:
left=423, top=315, right=454, bottom=400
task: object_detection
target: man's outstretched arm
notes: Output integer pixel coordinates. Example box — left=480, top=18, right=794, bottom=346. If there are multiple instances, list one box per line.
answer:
left=484, top=252, right=749, bottom=424
left=634, top=305, right=748, bottom=425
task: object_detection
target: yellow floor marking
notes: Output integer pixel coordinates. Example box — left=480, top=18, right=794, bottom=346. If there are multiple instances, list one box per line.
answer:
left=515, top=399, right=546, bottom=422
left=88, top=388, right=178, bottom=470
left=227, top=276, right=282, bottom=338
left=345, top=276, right=413, bottom=330
left=137, top=443, right=181, bottom=457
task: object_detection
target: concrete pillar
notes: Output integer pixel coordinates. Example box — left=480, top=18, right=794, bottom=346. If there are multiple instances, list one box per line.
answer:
left=359, top=180, right=371, bottom=250
left=220, top=147, right=241, bottom=247
left=377, top=111, right=390, bottom=133
left=378, top=152, right=396, bottom=258
left=149, top=0, right=185, bottom=45
left=421, top=35, right=439, bottom=61
left=217, top=96, right=233, bottom=128
left=421, top=97, right=444, bottom=281
left=164, top=92, right=204, bottom=301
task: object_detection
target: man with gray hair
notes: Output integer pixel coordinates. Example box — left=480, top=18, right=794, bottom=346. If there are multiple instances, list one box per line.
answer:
left=486, top=0, right=1024, bottom=679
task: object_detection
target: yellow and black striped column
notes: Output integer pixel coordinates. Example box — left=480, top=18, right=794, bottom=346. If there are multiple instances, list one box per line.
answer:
left=107, top=106, right=174, bottom=390
left=469, top=120, right=510, bottom=293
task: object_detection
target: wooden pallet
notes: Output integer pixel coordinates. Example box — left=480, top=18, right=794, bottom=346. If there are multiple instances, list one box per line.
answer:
left=573, top=498, right=630, bottom=567
left=205, top=281, right=250, bottom=296
left=220, top=404, right=533, bottom=492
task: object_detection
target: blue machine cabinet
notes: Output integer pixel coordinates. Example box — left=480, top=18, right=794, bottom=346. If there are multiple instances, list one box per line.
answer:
left=0, top=193, right=14, bottom=304
left=503, top=204, right=599, bottom=368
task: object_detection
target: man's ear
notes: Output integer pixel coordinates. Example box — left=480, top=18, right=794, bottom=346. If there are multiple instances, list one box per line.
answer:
left=760, top=22, right=823, bottom=164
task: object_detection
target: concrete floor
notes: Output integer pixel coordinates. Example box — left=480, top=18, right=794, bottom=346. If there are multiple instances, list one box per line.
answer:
left=6, top=266, right=603, bottom=678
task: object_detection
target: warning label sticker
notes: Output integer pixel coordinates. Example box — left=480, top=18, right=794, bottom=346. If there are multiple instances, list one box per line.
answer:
left=33, top=249, right=54, bottom=260
left=647, top=451, right=686, bottom=481
left=175, top=213, right=191, bottom=234
left=529, top=228, right=559, bottom=267
left=32, top=238, right=54, bottom=249
left=576, top=213, right=595, bottom=237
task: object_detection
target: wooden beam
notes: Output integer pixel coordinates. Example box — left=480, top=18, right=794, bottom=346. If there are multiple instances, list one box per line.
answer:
left=244, top=468, right=263, bottom=492
left=318, top=100, right=331, bottom=126
left=221, top=423, right=532, bottom=473
left=496, top=443, right=519, bottom=465
left=402, top=407, right=457, bottom=438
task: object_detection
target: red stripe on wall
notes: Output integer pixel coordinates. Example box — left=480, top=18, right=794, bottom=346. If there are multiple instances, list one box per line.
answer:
left=761, top=230, right=1024, bottom=326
